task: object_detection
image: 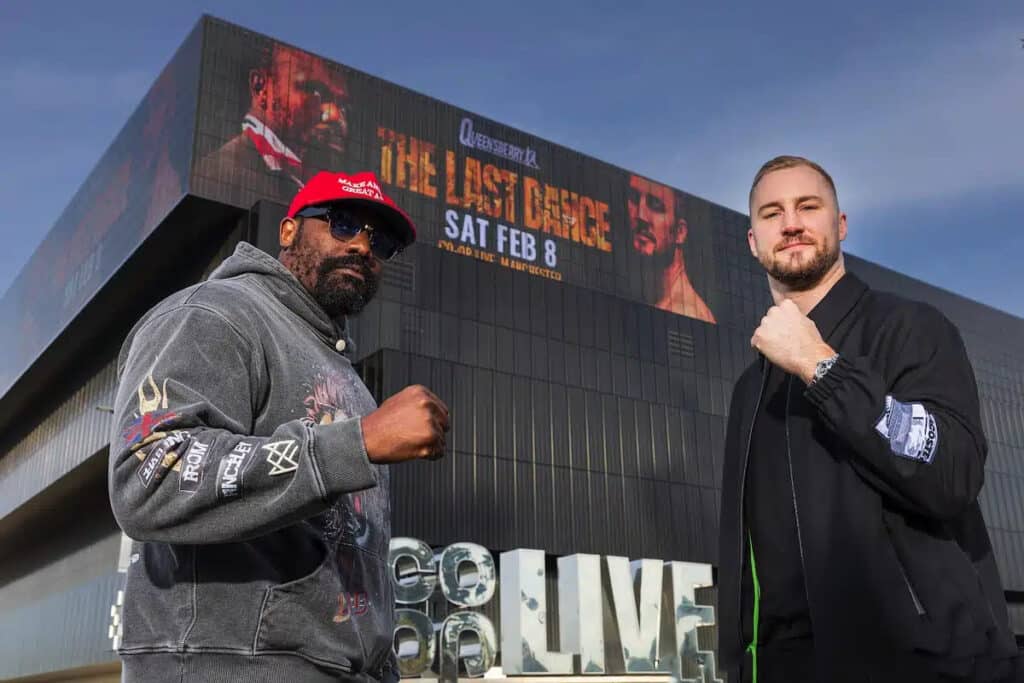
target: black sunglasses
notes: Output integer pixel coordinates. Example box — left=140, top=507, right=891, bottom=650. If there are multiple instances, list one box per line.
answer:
left=295, top=205, right=403, bottom=261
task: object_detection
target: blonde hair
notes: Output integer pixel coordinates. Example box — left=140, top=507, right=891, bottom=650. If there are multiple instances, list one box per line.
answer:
left=749, top=155, right=838, bottom=209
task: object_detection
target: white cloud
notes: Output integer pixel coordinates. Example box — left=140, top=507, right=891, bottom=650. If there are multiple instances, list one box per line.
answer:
left=655, top=25, right=1024, bottom=219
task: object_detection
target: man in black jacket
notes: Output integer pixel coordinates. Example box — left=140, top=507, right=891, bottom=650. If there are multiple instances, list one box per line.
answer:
left=718, top=155, right=1020, bottom=682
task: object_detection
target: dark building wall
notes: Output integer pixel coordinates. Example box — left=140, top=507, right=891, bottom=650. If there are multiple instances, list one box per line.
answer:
left=351, top=244, right=742, bottom=565
left=0, top=361, right=117, bottom=523
left=0, top=450, right=122, bottom=679
left=246, top=198, right=747, bottom=567
left=0, top=570, right=123, bottom=678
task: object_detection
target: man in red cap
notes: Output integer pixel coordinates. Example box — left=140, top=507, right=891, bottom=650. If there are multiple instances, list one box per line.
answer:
left=109, top=171, right=446, bottom=683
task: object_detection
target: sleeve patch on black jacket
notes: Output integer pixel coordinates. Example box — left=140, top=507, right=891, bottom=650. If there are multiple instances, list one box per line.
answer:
left=875, top=396, right=939, bottom=464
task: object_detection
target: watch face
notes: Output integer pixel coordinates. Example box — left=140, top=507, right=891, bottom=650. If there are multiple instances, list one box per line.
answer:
left=815, top=355, right=837, bottom=382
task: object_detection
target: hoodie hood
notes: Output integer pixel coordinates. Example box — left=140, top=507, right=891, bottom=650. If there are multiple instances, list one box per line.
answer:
left=209, top=242, right=354, bottom=353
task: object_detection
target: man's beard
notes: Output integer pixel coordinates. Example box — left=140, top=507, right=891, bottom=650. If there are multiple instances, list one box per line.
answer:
left=288, top=230, right=379, bottom=317
left=762, top=237, right=839, bottom=291
left=313, top=255, right=379, bottom=317
left=300, top=134, right=347, bottom=170
left=629, top=226, right=677, bottom=304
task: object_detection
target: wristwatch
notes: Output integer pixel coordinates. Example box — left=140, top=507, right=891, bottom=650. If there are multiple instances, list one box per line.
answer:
left=811, top=353, right=840, bottom=385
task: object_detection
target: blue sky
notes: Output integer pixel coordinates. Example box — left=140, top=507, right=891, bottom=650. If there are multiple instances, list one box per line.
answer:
left=1, top=0, right=1021, bottom=317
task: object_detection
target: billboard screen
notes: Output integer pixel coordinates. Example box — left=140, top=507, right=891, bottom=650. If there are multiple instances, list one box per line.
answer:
left=0, top=25, right=202, bottom=399
left=191, top=21, right=723, bottom=328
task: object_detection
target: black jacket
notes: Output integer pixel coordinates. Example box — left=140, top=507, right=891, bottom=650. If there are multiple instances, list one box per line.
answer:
left=718, top=273, right=1019, bottom=682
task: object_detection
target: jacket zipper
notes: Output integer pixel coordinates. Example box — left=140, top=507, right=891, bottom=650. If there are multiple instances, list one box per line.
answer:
left=737, top=361, right=770, bottom=649
left=784, top=377, right=814, bottom=624
left=893, top=554, right=926, bottom=616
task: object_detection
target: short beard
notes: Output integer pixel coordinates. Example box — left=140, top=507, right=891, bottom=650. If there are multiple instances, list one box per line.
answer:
left=763, top=240, right=838, bottom=291
left=633, top=239, right=676, bottom=267
left=284, top=223, right=379, bottom=318
left=313, top=256, right=379, bottom=317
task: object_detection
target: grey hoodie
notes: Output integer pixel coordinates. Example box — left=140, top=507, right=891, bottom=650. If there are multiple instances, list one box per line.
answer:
left=109, top=242, right=395, bottom=683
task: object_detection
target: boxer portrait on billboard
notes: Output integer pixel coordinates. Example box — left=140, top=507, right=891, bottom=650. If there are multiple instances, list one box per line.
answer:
left=627, top=173, right=716, bottom=323
left=194, top=41, right=351, bottom=199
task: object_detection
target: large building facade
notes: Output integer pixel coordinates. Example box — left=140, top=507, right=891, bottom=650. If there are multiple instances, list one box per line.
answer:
left=0, top=16, right=1022, bottom=682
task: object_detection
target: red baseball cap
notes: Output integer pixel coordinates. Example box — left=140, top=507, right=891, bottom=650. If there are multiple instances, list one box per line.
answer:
left=287, top=170, right=416, bottom=247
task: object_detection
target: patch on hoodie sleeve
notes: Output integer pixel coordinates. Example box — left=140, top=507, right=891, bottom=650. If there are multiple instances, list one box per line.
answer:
left=137, top=431, right=190, bottom=488
left=875, top=396, right=939, bottom=464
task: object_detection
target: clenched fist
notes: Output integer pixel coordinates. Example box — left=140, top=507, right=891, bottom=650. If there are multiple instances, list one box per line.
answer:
left=751, top=299, right=836, bottom=384
left=361, top=385, right=450, bottom=464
